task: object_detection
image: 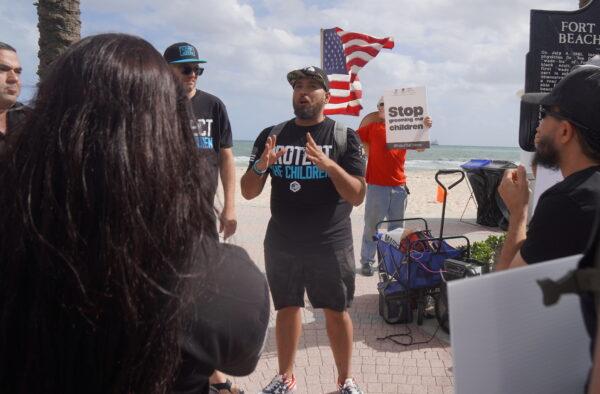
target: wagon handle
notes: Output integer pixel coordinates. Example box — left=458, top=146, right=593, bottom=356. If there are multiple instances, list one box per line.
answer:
left=434, top=170, right=466, bottom=239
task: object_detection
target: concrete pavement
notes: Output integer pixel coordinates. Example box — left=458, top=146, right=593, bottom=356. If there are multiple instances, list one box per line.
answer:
left=228, top=194, right=500, bottom=393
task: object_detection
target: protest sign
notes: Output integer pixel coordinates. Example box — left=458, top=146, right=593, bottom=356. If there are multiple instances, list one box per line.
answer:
left=383, top=87, right=429, bottom=149
left=449, top=254, right=590, bottom=394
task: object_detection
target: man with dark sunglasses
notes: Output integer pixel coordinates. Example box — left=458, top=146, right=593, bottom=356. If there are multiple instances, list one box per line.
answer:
left=164, top=42, right=237, bottom=240
left=164, top=42, right=240, bottom=394
left=496, top=63, right=600, bottom=271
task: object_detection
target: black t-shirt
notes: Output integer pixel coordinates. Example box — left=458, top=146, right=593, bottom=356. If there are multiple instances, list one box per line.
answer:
left=173, top=244, right=270, bottom=394
left=248, top=117, right=365, bottom=250
left=578, top=215, right=600, bottom=366
left=0, top=102, right=28, bottom=159
left=521, top=165, right=600, bottom=264
left=187, top=90, right=233, bottom=156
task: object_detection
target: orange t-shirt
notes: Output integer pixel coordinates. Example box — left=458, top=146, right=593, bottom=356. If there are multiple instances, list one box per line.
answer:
left=357, top=121, right=407, bottom=186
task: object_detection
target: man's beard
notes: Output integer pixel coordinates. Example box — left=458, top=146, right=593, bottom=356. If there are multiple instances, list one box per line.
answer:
left=532, top=134, right=560, bottom=170
left=293, top=100, right=325, bottom=120
left=185, top=82, right=196, bottom=95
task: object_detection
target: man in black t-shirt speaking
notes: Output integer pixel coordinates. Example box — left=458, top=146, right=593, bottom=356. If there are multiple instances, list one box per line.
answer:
left=241, top=66, right=366, bottom=394
left=496, top=64, right=600, bottom=271
left=164, top=42, right=237, bottom=240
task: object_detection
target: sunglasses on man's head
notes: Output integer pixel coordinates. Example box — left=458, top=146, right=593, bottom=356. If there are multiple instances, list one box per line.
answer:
left=181, top=65, right=204, bottom=76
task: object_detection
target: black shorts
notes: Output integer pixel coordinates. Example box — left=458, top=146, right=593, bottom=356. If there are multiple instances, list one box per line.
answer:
left=264, top=243, right=356, bottom=312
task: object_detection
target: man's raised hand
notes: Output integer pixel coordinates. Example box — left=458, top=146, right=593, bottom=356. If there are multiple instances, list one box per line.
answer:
left=256, top=135, right=286, bottom=172
left=498, top=165, right=529, bottom=215
left=305, top=132, right=334, bottom=172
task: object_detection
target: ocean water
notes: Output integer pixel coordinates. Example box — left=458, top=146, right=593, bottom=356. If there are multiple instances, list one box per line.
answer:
left=232, top=140, right=522, bottom=170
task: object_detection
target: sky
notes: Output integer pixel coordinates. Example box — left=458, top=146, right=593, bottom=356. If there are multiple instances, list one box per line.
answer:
left=0, top=0, right=584, bottom=146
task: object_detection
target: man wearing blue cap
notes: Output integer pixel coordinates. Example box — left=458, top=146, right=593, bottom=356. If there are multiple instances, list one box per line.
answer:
left=164, top=42, right=237, bottom=240
left=164, top=42, right=241, bottom=394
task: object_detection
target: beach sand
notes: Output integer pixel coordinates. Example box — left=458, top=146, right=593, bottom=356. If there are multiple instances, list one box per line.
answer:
left=216, top=168, right=503, bottom=393
left=220, top=168, right=501, bottom=262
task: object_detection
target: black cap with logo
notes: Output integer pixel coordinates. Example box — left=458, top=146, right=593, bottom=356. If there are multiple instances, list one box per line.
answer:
left=163, top=42, right=207, bottom=64
left=287, top=66, right=330, bottom=91
left=522, top=63, right=600, bottom=152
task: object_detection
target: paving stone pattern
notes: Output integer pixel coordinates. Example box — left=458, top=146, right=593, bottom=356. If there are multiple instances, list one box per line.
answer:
left=234, top=273, right=455, bottom=394
left=231, top=201, right=456, bottom=393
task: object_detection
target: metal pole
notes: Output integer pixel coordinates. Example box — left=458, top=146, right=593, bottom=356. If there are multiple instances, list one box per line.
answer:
left=320, top=28, right=324, bottom=68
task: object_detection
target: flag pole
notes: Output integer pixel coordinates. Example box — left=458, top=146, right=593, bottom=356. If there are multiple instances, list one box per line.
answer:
left=320, top=28, right=324, bottom=69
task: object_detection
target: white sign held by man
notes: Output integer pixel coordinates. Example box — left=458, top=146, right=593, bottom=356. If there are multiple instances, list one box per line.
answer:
left=384, top=87, right=430, bottom=149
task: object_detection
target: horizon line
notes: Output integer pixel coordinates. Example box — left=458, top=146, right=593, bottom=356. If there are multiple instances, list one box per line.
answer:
left=231, top=139, right=521, bottom=149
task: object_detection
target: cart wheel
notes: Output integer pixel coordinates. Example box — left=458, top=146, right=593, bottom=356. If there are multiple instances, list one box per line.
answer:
left=379, top=293, right=400, bottom=324
left=435, top=284, right=450, bottom=334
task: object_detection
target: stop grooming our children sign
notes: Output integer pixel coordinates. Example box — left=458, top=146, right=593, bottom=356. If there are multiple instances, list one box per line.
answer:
left=383, top=87, right=430, bottom=149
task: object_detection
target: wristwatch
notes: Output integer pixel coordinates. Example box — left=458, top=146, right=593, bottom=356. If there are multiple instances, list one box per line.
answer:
left=252, top=159, right=268, bottom=176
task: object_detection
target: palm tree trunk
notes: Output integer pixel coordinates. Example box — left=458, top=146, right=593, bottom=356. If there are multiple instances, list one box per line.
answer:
left=36, top=0, right=81, bottom=80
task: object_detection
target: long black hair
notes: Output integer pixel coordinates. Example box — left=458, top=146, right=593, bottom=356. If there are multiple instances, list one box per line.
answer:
left=0, top=33, right=218, bottom=393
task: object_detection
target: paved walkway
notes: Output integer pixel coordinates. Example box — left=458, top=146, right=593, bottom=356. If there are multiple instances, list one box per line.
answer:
left=229, top=197, right=499, bottom=393
left=234, top=274, right=455, bottom=394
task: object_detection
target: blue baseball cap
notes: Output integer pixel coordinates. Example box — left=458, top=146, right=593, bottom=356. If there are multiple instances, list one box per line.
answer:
left=163, top=42, right=207, bottom=64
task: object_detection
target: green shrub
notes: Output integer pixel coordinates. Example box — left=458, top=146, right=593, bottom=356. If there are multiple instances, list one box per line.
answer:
left=469, top=234, right=506, bottom=264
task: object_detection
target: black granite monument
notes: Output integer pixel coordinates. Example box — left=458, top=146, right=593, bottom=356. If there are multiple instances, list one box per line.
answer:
left=520, top=0, right=600, bottom=151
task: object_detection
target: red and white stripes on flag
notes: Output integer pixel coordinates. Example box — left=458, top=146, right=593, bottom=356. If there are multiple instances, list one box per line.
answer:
left=321, top=27, right=394, bottom=116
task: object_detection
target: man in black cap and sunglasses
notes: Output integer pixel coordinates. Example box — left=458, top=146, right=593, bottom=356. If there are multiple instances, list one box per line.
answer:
left=164, top=42, right=237, bottom=241
left=164, top=42, right=240, bottom=394
left=496, top=63, right=600, bottom=271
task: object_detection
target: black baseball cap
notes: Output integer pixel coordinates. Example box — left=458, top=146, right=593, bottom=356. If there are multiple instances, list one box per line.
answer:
left=163, top=42, right=207, bottom=64
left=522, top=64, right=600, bottom=133
left=287, top=66, right=329, bottom=91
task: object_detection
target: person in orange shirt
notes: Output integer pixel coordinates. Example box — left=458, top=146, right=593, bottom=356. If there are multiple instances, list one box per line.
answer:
left=357, top=97, right=432, bottom=276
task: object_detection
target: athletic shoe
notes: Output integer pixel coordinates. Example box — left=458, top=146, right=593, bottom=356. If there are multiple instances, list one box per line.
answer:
left=361, top=262, right=375, bottom=276
left=209, top=378, right=245, bottom=393
left=339, top=378, right=364, bottom=394
left=258, top=374, right=297, bottom=394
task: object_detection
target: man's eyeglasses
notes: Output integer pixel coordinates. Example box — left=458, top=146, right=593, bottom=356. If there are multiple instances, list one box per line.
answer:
left=180, top=65, right=204, bottom=76
left=540, top=107, right=590, bottom=131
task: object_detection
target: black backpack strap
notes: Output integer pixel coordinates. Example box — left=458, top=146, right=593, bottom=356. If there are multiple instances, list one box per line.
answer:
left=269, top=120, right=291, bottom=138
left=269, top=120, right=347, bottom=161
left=538, top=268, right=600, bottom=306
left=333, top=121, right=348, bottom=162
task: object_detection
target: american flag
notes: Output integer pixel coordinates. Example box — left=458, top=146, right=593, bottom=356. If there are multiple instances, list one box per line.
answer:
left=321, top=27, right=394, bottom=116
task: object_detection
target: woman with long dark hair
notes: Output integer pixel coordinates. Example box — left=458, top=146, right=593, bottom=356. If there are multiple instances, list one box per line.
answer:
left=0, top=33, right=268, bottom=394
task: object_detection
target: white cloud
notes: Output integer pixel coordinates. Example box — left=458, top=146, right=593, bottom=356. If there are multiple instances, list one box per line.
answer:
left=0, top=2, right=40, bottom=96
left=0, top=0, right=584, bottom=146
